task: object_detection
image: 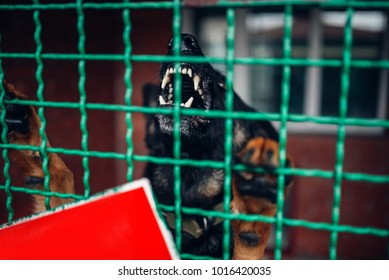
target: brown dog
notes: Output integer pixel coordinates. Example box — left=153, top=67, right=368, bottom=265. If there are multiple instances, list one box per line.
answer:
left=1, top=81, right=74, bottom=213
left=231, top=137, right=293, bottom=260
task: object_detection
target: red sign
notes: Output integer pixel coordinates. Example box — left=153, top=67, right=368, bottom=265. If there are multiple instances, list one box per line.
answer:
left=0, top=179, right=178, bottom=260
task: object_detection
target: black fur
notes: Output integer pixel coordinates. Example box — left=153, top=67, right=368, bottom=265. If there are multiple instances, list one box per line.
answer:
left=143, top=34, right=280, bottom=258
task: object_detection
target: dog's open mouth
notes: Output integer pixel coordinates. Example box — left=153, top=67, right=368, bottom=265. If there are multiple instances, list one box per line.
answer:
left=159, top=63, right=210, bottom=111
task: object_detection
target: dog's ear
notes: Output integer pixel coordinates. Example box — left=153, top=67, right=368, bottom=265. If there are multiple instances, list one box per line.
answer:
left=142, top=83, right=159, bottom=108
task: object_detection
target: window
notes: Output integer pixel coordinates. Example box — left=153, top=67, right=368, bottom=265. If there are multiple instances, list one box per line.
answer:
left=184, top=8, right=388, bottom=134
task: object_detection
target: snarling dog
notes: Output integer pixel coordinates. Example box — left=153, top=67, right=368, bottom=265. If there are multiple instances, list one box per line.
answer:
left=143, top=34, right=293, bottom=259
left=1, top=34, right=292, bottom=259
left=0, top=81, right=74, bottom=213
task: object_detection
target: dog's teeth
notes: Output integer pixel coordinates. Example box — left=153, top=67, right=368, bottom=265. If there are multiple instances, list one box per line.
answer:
left=193, top=75, right=201, bottom=91
left=159, top=95, right=167, bottom=105
left=169, top=87, right=173, bottom=94
left=184, top=97, right=194, bottom=108
left=161, top=75, right=171, bottom=89
left=180, top=103, right=185, bottom=107
left=181, top=68, right=187, bottom=75
left=170, top=68, right=175, bottom=74
left=187, top=68, right=193, bottom=78
left=168, top=93, right=173, bottom=100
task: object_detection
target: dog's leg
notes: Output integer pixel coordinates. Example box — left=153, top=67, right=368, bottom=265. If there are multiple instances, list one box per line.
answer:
left=231, top=191, right=275, bottom=260
left=231, top=137, right=293, bottom=260
left=1, top=81, right=74, bottom=213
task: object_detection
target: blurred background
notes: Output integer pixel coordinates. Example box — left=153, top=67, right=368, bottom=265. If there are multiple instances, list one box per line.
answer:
left=0, top=0, right=388, bottom=259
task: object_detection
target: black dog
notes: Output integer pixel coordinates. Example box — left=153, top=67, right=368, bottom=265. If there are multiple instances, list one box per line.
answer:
left=143, top=34, right=292, bottom=258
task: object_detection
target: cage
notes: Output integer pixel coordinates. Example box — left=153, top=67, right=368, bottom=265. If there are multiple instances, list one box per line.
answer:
left=0, top=0, right=388, bottom=260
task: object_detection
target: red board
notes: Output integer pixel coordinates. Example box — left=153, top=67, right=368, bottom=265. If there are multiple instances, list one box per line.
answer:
left=0, top=179, right=178, bottom=260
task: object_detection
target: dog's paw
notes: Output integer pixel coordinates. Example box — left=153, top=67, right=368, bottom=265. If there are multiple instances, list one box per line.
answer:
left=237, top=137, right=280, bottom=169
left=235, top=137, right=292, bottom=204
left=1, top=81, right=32, bottom=140
left=239, top=231, right=260, bottom=247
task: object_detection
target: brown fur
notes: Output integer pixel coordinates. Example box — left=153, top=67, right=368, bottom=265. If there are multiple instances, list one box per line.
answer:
left=3, top=81, right=74, bottom=213
left=231, top=137, right=292, bottom=260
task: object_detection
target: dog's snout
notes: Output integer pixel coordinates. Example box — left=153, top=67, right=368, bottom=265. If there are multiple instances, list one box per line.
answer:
left=181, top=34, right=199, bottom=53
left=167, top=33, right=202, bottom=56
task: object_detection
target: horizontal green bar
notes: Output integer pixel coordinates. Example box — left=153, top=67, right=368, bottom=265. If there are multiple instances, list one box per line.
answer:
left=1, top=53, right=389, bottom=69
left=134, top=154, right=224, bottom=169
left=1, top=1, right=389, bottom=10
left=0, top=143, right=126, bottom=160
left=5, top=99, right=389, bottom=128
left=159, top=204, right=389, bottom=237
left=284, top=217, right=389, bottom=237
left=0, top=184, right=84, bottom=200
left=0, top=2, right=175, bottom=11
left=2, top=142, right=388, bottom=184
left=342, top=172, right=389, bottom=184
left=180, top=253, right=218, bottom=260
left=288, top=114, right=389, bottom=128
left=205, top=0, right=389, bottom=9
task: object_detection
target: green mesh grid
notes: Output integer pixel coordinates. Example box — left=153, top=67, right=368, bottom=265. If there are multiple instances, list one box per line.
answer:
left=0, top=0, right=388, bottom=260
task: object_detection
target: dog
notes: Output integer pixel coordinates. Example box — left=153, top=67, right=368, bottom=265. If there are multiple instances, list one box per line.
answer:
left=143, top=34, right=293, bottom=259
left=0, top=81, right=74, bottom=213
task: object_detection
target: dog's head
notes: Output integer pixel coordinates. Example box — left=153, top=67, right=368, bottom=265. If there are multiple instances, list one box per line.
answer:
left=155, top=34, right=225, bottom=140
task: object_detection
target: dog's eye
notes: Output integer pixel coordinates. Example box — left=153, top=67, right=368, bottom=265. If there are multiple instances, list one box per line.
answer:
left=32, top=151, right=42, bottom=161
left=167, top=38, right=173, bottom=49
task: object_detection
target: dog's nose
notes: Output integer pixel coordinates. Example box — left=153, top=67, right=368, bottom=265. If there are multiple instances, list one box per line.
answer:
left=180, top=34, right=199, bottom=54
left=167, top=34, right=203, bottom=56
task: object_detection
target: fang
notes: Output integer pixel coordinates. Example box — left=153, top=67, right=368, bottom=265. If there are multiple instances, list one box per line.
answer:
left=193, top=75, right=201, bottom=91
left=159, top=95, right=167, bottom=105
left=185, top=97, right=194, bottom=108
left=161, top=75, right=171, bottom=89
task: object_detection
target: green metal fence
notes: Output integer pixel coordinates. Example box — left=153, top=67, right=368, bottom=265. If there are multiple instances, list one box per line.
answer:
left=0, top=0, right=389, bottom=260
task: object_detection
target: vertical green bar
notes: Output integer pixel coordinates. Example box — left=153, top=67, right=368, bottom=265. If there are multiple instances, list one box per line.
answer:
left=33, top=0, right=51, bottom=210
left=76, top=0, right=91, bottom=198
left=122, top=0, right=134, bottom=182
left=330, top=7, right=353, bottom=260
left=223, top=7, right=235, bottom=260
left=172, top=0, right=183, bottom=255
left=0, top=35, right=14, bottom=222
left=274, top=4, right=293, bottom=260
